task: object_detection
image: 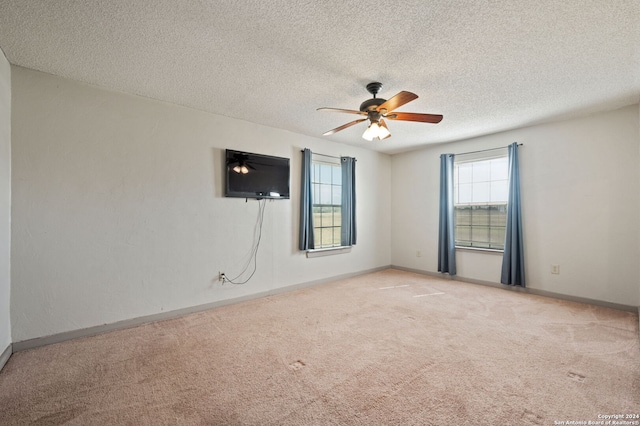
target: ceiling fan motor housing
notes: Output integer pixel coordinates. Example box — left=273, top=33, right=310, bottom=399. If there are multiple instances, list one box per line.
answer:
left=360, top=81, right=386, bottom=112
left=359, top=98, right=386, bottom=112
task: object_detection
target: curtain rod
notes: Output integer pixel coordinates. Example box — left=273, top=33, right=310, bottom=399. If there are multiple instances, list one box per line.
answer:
left=452, top=143, right=523, bottom=157
left=300, top=150, right=356, bottom=161
left=300, top=149, right=341, bottom=160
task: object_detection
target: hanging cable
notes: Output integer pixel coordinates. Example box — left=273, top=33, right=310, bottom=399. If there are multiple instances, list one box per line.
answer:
left=224, top=198, right=267, bottom=285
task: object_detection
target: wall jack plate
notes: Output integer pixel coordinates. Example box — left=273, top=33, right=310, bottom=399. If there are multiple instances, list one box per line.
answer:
left=219, top=272, right=226, bottom=282
left=551, top=264, right=560, bottom=275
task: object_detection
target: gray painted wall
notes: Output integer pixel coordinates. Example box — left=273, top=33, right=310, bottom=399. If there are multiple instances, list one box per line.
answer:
left=10, top=67, right=392, bottom=342
left=0, top=48, right=11, bottom=356
left=391, top=104, right=640, bottom=307
left=6, top=63, right=639, bottom=348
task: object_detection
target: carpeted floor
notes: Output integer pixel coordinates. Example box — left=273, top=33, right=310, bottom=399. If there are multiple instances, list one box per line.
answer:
left=1, top=269, right=639, bottom=425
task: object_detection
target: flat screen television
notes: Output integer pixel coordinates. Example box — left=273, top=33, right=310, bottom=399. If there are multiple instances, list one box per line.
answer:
left=225, top=149, right=290, bottom=199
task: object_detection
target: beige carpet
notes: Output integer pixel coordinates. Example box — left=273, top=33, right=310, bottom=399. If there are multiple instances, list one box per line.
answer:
left=1, top=269, right=639, bottom=425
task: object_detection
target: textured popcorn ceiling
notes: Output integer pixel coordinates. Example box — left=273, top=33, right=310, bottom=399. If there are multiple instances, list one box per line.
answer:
left=0, top=0, right=638, bottom=153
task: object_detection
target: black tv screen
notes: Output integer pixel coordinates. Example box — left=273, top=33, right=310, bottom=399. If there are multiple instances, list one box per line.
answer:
left=225, top=149, right=290, bottom=199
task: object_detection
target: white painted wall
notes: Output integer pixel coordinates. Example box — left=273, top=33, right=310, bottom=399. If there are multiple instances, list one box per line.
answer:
left=391, top=104, right=640, bottom=307
left=0, top=49, right=11, bottom=352
left=10, top=67, right=391, bottom=342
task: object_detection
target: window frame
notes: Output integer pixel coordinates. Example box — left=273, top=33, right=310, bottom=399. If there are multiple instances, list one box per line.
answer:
left=453, top=151, right=509, bottom=252
left=310, top=155, right=343, bottom=250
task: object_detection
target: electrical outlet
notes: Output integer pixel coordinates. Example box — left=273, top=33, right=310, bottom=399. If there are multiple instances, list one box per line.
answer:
left=219, top=271, right=226, bottom=282
left=416, top=250, right=422, bottom=257
left=551, top=264, right=560, bottom=275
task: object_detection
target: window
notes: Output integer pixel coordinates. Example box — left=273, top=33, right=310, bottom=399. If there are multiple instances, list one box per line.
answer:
left=454, top=153, right=508, bottom=250
left=311, top=155, right=342, bottom=248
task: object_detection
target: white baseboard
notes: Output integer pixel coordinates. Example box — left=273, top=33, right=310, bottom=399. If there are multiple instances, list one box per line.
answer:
left=12, top=265, right=391, bottom=353
left=12, top=265, right=638, bottom=353
left=391, top=265, right=639, bottom=313
left=0, top=344, right=11, bottom=372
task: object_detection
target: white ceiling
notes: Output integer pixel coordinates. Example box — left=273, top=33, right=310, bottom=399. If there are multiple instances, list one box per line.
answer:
left=0, top=1, right=638, bottom=154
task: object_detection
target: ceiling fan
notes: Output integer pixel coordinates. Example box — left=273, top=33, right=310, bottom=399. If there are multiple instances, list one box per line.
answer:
left=227, top=152, right=256, bottom=174
left=318, top=82, right=443, bottom=141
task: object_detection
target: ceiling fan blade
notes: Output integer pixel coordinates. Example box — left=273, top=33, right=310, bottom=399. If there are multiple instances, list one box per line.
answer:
left=317, top=107, right=367, bottom=115
left=322, top=118, right=368, bottom=136
left=386, top=112, right=443, bottom=123
left=376, top=91, right=418, bottom=113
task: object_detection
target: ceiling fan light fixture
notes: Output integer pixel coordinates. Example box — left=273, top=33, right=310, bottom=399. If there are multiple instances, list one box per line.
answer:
left=233, top=164, right=250, bottom=174
left=378, top=119, right=391, bottom=139
left=362, top=120, right=390, bottom=141
left=362, top=122, right=378, bottom=141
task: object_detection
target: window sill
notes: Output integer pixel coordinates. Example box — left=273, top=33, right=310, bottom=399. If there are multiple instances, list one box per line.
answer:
left=306, top=246, right=352, bottom=258
left=455, top=246, right=504, bottom=255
